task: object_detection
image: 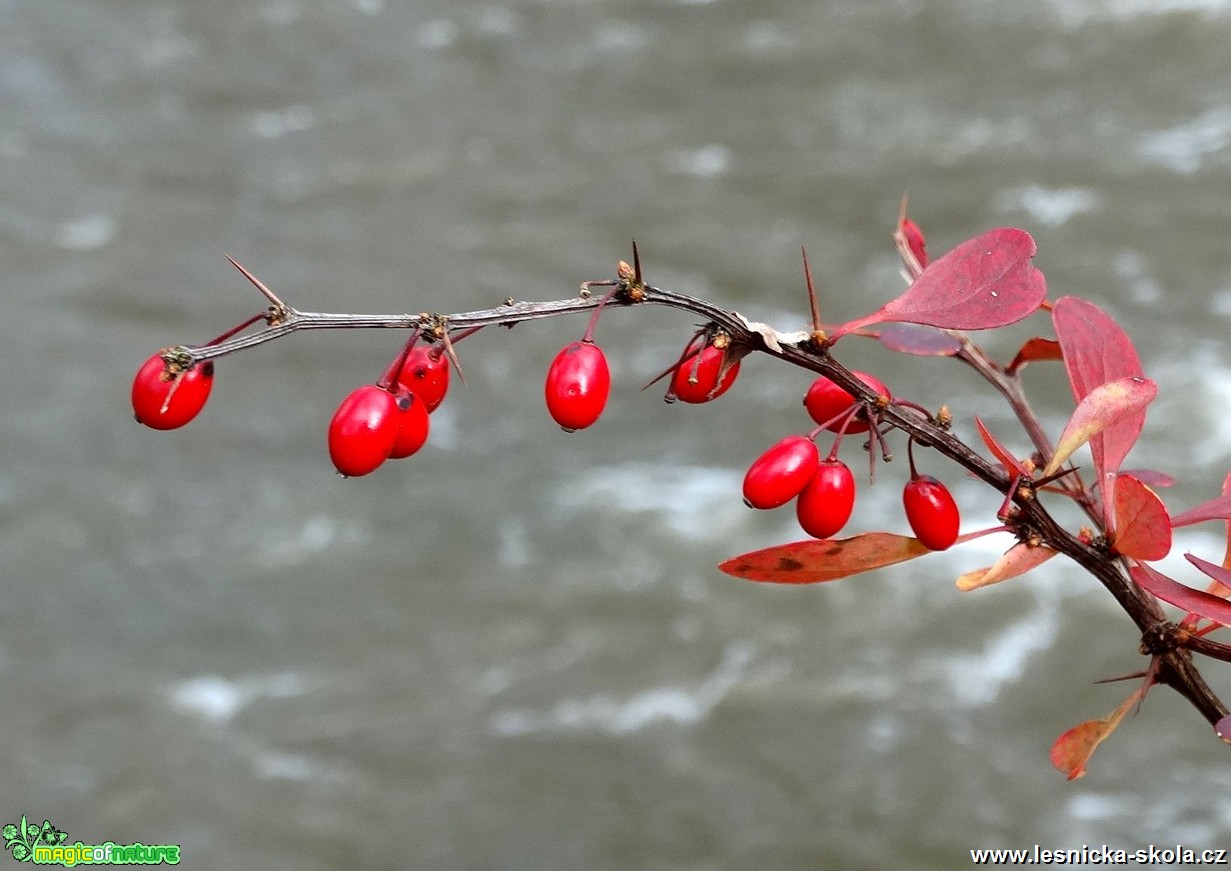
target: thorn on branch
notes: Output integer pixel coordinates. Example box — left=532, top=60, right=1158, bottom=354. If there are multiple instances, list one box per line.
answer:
left=225, top=256, right=290, bottom=323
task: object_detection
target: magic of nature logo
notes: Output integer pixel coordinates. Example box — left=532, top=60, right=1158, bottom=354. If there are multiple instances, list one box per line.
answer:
left=3, top=816, right=180, bottom=866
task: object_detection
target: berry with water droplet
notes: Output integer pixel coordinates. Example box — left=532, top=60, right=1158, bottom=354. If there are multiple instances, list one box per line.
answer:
left=545, top=340, right=610, bottom=431
left=796, top=459, right=855, bottom=539
left=903, top=474, right=960, bottom=550
left=328, top=385, right=399, bottom=477
left=131, top=352, right=214, bottom=430
left=743, top=435, right=819, bottom=509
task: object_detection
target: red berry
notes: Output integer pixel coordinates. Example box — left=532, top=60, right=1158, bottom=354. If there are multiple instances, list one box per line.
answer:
left=388, top=388, right=430, bottom=459
left=671, top=345, right=740, bottom=403
left=903, top=474, right=960, bottom=551
left=131, top=352, right=214, bottom=430
left=328, top=385, right=399, bottom=477
left=545, top=340, right=610, bottom=431
left=396, top=346, right=450, bottom=412
left=803, top=371, right=888, bottom=434
left=796, top=459, right=855, bottom=539
left=742, top=435, right=819, bottom=510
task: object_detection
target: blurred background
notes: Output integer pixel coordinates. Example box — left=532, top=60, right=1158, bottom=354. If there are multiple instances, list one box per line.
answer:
left=5, top=0, right=1231, bottom=867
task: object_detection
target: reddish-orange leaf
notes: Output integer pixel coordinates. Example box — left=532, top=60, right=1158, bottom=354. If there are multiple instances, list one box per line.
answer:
left=1110, top=475, right=1171, bottom=561
left=719, top=533, right=931, bottom=584
left=956, top=541, right=1058, bottom=591
left=1130, top=562, right=1231, bottom=628
left=1043, top=376, right=1157, bottom=478
left=876, top=325, right=961, bottom=357
left=1006, top=337, right=1062, bottom=375
left=1050, top=687, right=1144, bottom=781
left=1051, top=297, right=1145, bottom=481
left=975, top=416, right=1028, bottom=476
left=831, top=228, right=1047, bottom=340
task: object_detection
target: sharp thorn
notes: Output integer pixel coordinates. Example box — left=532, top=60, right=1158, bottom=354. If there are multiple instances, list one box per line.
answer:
left=225, top=255, right=289, bottom=312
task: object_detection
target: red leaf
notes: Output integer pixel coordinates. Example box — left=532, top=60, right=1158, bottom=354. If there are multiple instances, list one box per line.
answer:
left=1129, top=562, right=1231, bottom=628
left=831, top=228, right=1047, bottom=339
left=876, top=325, right=962, bottom=357
left=1117, top=469, right=1175, bottom=489
left=1110, top=475, right=1171, bottom=561
left=974, top=416, right=1028, bottom=476
left=1051, top=297, right=1146, bottom=481
left=1171, top=492, right=1231, bottom=528
left=1043, top=376, right=1157, bottom=477
left=1178, top=471, right=1231, bottom=629
left=1184, top=555, right=1231, bottom=602
left=1006, top=337, right=1062, bottom=374
left=719, top=533, right=931, bottom=584
left=1050, top=687, right=1144, bottom=781
left=1221, top=469, right=1231, bottom=570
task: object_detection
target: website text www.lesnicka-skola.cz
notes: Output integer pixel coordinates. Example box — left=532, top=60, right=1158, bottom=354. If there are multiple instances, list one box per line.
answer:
left=970, top=845, right=1228, bottom=865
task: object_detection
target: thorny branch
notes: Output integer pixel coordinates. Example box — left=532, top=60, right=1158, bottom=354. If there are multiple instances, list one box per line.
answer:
left=174, top=267, right=1230, bottom=734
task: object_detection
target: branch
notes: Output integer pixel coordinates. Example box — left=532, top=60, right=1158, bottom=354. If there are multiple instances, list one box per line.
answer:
left=171, top=269, right=1228, bottom=732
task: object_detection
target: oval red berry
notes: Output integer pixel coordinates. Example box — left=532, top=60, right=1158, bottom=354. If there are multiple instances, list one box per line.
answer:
left=388, top=388, right=430, bottom=459
left=742, top=435, right=819, bottom=510
left=328, top=384, right=399, bottom=477
left=671, top=345, right=740, bottom=404
left=131, top=352, right=214, bottom=430
left=796, top=459, right=856, bottom=539
left=903, top=474, right=960, bottom=551
left=545, top=341, right=611, bottom=431
left=803, top=371, right=888, bottom=434
left=396, top=345, right=450, bottom=412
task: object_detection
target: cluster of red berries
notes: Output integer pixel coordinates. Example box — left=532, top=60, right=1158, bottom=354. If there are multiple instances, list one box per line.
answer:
left=132, top=341, right=450, bottom=478
left=326, top=344, right=448, bottom=477
left=740, top=371, right=960, bottom=549
left=133, top=312, right=958, bottom=546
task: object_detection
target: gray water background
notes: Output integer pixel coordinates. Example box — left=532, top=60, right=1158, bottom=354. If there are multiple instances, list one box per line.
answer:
left=6, top=0, right=1231, bottom=867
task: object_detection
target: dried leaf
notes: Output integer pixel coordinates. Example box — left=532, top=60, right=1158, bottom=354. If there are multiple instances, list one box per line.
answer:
left=876, top=325, right=962, bottom=357
left=1043, top=376, right=1157, bottom=478
left=1051, top=297, right=1146, bottom=481
left=1049, top=687, right=1144, bottom=781
left=1110, top=475, right=1171, bottom=561
left=1129, top=562, right=1231, bottom=628
left=1006, top=337, right=1062, bottom=374
left=719, top=533, right=931, bottom=584
left=956, top=542, right=1058, bottom=591
left=831, top=228, right=1047, bottom=339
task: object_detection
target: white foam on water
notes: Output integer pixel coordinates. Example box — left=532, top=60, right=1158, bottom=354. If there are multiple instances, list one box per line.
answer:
left=490, top=642, right=753, bottom=736
left=169, top=672, right=311, bottom=724
left=994, top=184, right=1102, bottom=227
left=552, top=463, right=745, bottom=540
left=1138, top=107, right=1231, bottom=174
